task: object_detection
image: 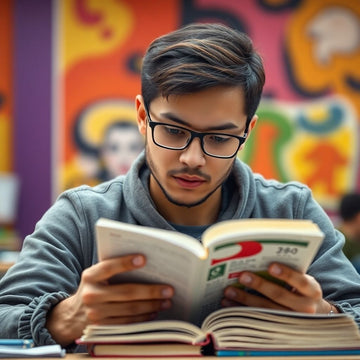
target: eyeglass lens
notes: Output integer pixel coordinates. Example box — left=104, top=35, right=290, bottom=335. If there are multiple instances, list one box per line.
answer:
left=153, top=124, right=241, bottom=157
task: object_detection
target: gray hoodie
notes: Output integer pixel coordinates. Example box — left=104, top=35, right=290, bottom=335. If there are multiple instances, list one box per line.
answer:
left=1, top=152, right=360, bottom=347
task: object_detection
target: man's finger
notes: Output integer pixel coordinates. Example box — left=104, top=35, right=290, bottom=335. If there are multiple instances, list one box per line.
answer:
left=86, top=299, right=172, bottom=322
left=82, top=255, right=146, bottom=283
left=268, top=263, right=322, bottom=299
left=82, top=283, right=174, bottom=304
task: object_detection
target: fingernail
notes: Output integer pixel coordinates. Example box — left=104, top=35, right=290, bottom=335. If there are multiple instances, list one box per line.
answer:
left=240, top=273, right=252, bottom=284
left=270, top=264, right=282, bottom=275
left=225, top=288, right=237, bottom=299
left=132, top=255, right=145, bottom=267
left=162, top=287, right=173, bottom=298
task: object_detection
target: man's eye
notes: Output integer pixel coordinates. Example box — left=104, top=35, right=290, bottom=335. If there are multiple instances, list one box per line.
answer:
left=164, top=126, right=185, bottom=136
left=209, top=135, right=230, bottom=144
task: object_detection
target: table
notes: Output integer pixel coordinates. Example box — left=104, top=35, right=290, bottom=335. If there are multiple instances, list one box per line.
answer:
left=13, top=354, right=360, bottom=360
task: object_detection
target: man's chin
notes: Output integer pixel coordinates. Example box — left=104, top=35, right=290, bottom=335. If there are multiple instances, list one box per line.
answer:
left=163, top=188, right=217, bottom=208
left=163, top=194, right=203, bottom=208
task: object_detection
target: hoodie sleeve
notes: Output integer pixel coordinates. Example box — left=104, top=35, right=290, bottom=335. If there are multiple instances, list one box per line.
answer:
left=251, top=173, right=360, bottom=326
left=297, top=186, right=360, bottom=324
left=0, top=189, right=95, bottom=347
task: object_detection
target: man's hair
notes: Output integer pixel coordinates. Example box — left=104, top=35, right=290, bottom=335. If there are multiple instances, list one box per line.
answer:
left=339, top=193, right=360, bottom=221
left=141, top=23, right=265, bottom=124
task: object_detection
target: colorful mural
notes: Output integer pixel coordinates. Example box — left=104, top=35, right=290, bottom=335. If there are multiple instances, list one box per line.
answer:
left=54, top=0, right=360, bottom=211
left=240, top=96, right=358, bottom=209
left=285, top=0, right=360, bottom=113
left=0, top=0, right=13, bottom=173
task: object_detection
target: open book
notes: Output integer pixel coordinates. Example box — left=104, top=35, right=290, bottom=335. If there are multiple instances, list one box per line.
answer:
left=95, top=218, right=324, bottom=325
left=77, top=306, right=360, bottom=357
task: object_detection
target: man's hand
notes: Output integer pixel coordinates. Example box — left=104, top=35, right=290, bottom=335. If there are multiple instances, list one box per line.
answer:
left=222, top=262, right=336, bottom=314
left=46, top=255, right=174, bottom=347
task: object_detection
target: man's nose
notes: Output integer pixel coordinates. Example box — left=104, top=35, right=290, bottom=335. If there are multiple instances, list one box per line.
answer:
left=179, top=137, right=206, bottom=167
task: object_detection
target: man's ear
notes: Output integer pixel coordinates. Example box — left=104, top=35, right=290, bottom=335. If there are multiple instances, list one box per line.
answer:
left=239, top=115, right=257, bottom=150
left=248, top=114, right=258, bottom=133
left=135, top=95, right=147, bottom=135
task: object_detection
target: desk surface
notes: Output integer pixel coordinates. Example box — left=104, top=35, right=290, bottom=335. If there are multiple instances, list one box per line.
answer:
left=17, top=354, right=360, bottom=360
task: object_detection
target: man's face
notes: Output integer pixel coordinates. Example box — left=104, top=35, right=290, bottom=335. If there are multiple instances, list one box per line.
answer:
left=136, top=86, right=256, bottom=210
left=101, top=126, right=144, bottom=177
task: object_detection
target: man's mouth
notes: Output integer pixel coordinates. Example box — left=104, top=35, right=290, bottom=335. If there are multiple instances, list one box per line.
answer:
left=173, top=175, right=206, bottom=189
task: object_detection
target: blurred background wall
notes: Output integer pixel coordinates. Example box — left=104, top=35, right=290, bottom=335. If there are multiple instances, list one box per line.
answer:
left=1, top=0, right=359, bottom=240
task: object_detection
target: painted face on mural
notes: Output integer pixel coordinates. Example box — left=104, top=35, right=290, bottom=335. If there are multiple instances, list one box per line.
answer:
left=101, top=123, right=144, bottom=177
left=136, top=86, right=257, bottom=213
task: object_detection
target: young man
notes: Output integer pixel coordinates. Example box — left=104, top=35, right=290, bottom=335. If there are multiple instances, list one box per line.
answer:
left=1, top=23, right=360, bottom=350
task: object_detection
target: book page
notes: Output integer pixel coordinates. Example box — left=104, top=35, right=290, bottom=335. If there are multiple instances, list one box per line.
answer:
left=205, top=308, right=360, bottom=350
left=96, top=219, right=207, bottom=322
left=81, top=320, right=206, bottom=344
left=195, top=219, right=324, bottom=323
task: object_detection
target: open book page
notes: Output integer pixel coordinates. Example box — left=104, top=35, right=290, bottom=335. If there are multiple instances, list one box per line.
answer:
left=96, top=218, right=324, bottom=325
left=194, top=219, right=324, bottom=323
left=96, top=218, right=208, bottom=322
left=81, top=320, right=206, bottom=344
left=78, top=306, right=360, bottom=355
left=200, top=307, right=360, bottom=350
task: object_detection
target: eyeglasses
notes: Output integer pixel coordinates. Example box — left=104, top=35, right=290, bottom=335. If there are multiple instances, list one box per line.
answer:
left=145, top=108, right=247, bottom=159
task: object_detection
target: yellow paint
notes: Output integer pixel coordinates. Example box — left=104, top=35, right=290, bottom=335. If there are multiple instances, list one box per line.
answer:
left=59, top=0, right=133, bottom=70
left=290, top=129, right=353, bottom=194
left=80, top=101, right=137, bottom=147
left=0, top=117, right=11, bottom=172
left=308, top=106, right=330, bottom=123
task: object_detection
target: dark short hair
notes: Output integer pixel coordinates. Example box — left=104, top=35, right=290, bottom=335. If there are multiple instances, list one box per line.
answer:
left=141, top=23, right=265, bottom=124
left=339, top=193, right=360, bottom=221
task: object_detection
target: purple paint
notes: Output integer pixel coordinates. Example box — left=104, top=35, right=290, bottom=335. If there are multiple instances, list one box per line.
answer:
left=14, top=0, right=52, bottom=238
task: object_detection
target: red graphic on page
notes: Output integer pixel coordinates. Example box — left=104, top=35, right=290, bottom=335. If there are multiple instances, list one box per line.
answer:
left=211, top=241, right=262, bottom=266
left=228, top=272, right=243, bottom=279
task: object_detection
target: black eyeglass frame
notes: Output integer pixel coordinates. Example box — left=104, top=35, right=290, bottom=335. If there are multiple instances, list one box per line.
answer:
left=145, top=107, right=249, bottom=159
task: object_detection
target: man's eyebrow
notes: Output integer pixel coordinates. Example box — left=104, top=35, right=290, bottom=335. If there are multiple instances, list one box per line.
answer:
left=160, top=112, right=239, bottom=131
